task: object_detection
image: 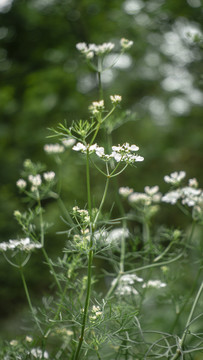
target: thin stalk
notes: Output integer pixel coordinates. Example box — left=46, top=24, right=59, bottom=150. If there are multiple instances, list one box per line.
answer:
left=37, top=192, right=62, bottom=293
left=73, top=242, right=93, bottom=360
left=37, top=191, right=44, bottom=247
left=44, top=281, right=69, bottom=338
left=93, top=177, right=110, bottom=227
left=41, top=247, right=62, bottom=293
left=73, top=151, right=94, bottom=359
left=97, top=57, right=103, bottom=100
left=142, top=221, right=150, bottom=244
left=86, top=150, right=92, bottom=219
left=20, top=267, right=43, bottom=335
left=170, top=268, right=201, bottom=333
left=170, top=281, right=203, bottom=360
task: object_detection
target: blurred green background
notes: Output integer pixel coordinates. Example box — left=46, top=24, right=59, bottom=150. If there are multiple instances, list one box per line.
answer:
left=0, top=0, right=202, bottom=339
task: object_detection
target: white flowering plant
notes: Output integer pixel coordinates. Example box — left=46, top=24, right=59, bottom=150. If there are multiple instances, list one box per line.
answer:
left=1, top=38, right=203, bottom=360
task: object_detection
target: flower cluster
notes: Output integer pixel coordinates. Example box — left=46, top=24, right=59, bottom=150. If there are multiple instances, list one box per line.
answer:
left=89, top=305, right=103, bottom=321
left=164, top=171, right=186, bottom=185
left=44, top=143, right=65, bottom=154
left=61, top=138, right=76, bottom=148
left=119, top=186, right=133, bottom=197
left=89, top=100, right=104, bottom=115
left=30, top=348, right=49, bottom=359
left=16, top=179, right=27, bottom=189
left=162, top=172, right=203, bottom=207
left=76, top=42, right=115, bottom=59
left=142, top=280, right=166, bottom=289
left=127, top=185, right=162, bottom=205
left=43, top=171, right=55, bottom=181
left=72, top=206, right=90, bottom=224
left=72, top=142, right=144, bottom=164
left=120, top=38, right=134, bottom=50
left=0, top=238, right=42, bottom=252
left=110, top=95, right=122, bottom=104
left=112, top=274, right=143, bottom=296
left=16, top=171, right=55, bottom=193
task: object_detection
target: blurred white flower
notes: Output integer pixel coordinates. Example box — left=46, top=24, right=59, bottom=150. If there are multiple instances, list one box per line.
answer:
left=43, top=171, right=55, bottom=181
left=162, top=190, right=181, bottom=204
left=44, top=143, right=65, bottom=154
left=0, top=238, right=42, bottom=252
left=16, top=179, right=27, bottom=189
left=142, top=280, right=166, bottom=289
left=164, top=171, right=186, bottom=184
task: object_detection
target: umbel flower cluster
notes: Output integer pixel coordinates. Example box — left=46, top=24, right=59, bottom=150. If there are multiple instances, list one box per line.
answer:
left=0, top=238, right=42, bottom=252
left=76, top=38, right=133, bottom=59
left=73, top=142, right=144, bottom=164
left=162, top=171, right=203, bottom=207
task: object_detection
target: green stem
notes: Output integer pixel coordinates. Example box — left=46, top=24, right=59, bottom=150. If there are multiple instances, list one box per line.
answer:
left=44, top=281, right=69, bottom=338
left=170, top=281, right=203, bottom=360
left=170, top=269, right=201, bottom=333
left=86, top=150, right=92, bottom=220
left=93, top=177, right=110, bottom=227
left=73, top=151, right=94, bottom=360
left=37, top=191, right=44, bottom=247
left=73, top=244, right=93, bottom=360
left=41, top=247, right=62, bottom=293
left=98, top=57, right=103, bottom=100
left=20, top=267, right=43, bottom=335
left=36, top=192, right=62, bottom=293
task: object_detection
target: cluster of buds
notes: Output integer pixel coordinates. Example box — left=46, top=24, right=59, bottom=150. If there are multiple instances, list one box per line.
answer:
left=89, top=100, right=104, bottom=115
left=16, top=171, right=55, bottom=193
left=89, top=305, right=103, bottom=321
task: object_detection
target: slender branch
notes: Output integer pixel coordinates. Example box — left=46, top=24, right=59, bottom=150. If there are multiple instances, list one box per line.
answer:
left=170, top=281, right=203, bottom=360
left=20, top=267, right=43, bottom=335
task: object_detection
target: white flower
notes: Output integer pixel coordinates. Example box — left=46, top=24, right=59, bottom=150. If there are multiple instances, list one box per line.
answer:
left=0, top=238, right=42, bottom=252
left=119, top=187, right=134, bottom=197
left=76, top=42, right=88, bottom=52
left=44, top=144, right=65, bottom=154
left=62, top=138, right=76, bottom=147
left=90, top=305, right=103, bottom=320
left=89, top=100, right=104, bottom=115
left=105, top=228, right=129, bottom=244
left=110, top=95, right=122, bottom=104
left=95, top=42, right=115, bottom=55
left=43, top=171, right=55, bottom=181
left=120, top=274, right=143, bottom=283
left=188, top=178, right=198, bottom=188
left=142, top=280, right=166, bottom=289
left=72, top=142, right=86, bottom=152
left=181, top=187, right=202, bottom=207
left=162, top=190, right=181, bottom=204
left=25, top=336, right=33, bottom=342
left=120, top=38, right=134, bottom=50
left=164, top=171, right=186, bottom=184
left=10, top=340, right=18, bottom=346
left=28, top=174, right=42, bottom=187
left=30, top=348, right=49, bottom=359
left=110, top=143, right=143, bottom=164
left=144, top=186, right=159, bottom=196
left=76, top=42, right=115, bottom=58
left=129, top=192, right=151, bottom=205
left=112, top=273, right=143, bottom=296
left=95, top=146, right=105, bottom=157
left=16, top=179, right=27, bottom=189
